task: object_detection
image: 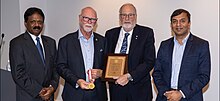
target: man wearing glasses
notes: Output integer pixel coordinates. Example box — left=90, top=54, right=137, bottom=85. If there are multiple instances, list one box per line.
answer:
left=57, top=7, right=107, bottom=101
left=105, top=3, right=156, bottom=101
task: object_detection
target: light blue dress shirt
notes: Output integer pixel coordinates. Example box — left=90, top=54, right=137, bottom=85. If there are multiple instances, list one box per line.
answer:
left=78, top=30, right=94, bottom=82
left=171, top=33, right=190, bottom=89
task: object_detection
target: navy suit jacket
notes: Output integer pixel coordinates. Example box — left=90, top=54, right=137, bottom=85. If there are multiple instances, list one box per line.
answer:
left=56, top=31, right=107, bottom=101
left=9, top=32, right=59, bottom=101
left=105, top=24, right=156, bottom=101
left=153, top=34, right=211, bottom=101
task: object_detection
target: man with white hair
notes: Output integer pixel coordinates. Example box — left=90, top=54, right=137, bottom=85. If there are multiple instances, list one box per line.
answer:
left=105, top=3, right=156, bottom=101
left=57, top=7, right=108, bottom=101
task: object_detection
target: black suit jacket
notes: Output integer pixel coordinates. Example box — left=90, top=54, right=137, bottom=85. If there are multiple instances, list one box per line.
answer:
left=56, top=31, right=107, bottom=101
left=153, top=34, right=211, bottom=101
left=105, top=24, right=156, bottom=101
left=9, top=32, right=59, bottom=101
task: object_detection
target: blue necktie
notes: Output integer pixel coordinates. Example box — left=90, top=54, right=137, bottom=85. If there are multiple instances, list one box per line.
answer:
left=36, top=37, right=45, bottom=65
left=120, top=33, right=130, bottom=54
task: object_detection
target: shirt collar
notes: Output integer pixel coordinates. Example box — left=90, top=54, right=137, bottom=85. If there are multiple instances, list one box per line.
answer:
left=174, top=33, right=190, bottom=45
left=78, top=29, right=94, bottom=39
left=121, top=28, right=134, bottom=35
left=28, top=31, right=42, bottom=41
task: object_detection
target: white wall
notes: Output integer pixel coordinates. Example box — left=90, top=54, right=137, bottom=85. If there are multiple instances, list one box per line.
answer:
left=1, top=0, right=219, bottom=101
left=1, top=0, right=20, bottom=69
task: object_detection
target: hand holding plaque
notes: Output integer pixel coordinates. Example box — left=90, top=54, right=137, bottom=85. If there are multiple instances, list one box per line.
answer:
left=104, top=54, right=128, bottom=82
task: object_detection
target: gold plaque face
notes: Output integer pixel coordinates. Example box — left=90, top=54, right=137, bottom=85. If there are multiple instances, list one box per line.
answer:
left=104, top=54, right=128, bottom=82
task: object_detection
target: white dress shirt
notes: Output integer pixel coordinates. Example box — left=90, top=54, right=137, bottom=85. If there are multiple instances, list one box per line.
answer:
left=28, top=32, right=45, bottom=57
left=114, top=28, right=133, bottom=54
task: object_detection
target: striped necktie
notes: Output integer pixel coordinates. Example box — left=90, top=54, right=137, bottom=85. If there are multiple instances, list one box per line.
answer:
left=120, top=32, right=130, bottom=54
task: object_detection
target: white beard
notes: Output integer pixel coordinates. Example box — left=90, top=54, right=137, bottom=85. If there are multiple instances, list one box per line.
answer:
left=122, top=23, right=134, bottom=30
left=83, top=24, right=93, bottom=32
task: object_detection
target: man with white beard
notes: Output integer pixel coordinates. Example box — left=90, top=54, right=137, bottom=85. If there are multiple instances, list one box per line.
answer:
left=105, top=3, right=156, bottom=101
left=56, top=7, right=108, bottom=101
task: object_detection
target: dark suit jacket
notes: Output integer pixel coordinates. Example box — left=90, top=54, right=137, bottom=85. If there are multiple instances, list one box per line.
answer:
left=56, top=31, right=108, bottom=101
left=9, top=32, right=59, bottom=101
left=105, top=24, right=156, bottom=101
left=153, top=34, right=211, bottom=101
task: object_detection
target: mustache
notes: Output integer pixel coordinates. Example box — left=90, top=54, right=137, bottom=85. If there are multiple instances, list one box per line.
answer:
left=85, top=24, right=93, bottom=27
left=33, top=26, right=41, bottom=30
left=124, top=22, right=131, bottom=24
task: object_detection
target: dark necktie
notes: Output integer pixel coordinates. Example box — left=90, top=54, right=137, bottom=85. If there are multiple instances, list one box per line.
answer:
left=120, top=33, right=130, bottom=54
left=36, top=37, right=45, bottom=65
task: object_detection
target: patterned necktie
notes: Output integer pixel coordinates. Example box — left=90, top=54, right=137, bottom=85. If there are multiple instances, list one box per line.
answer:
left=36, top=37, right=45, bottom=65
left=120, top=33, right=130, bottom=54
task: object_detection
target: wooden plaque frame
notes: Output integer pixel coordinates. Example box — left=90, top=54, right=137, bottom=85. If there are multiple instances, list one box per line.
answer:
left=103, top=54, right=128, bottom=82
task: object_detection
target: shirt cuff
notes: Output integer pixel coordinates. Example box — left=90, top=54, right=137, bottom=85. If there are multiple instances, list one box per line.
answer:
left=179, top=90, right=186, bottom=98
left=76, top=83, right=79, bottom=88
left=127, top=73, right=133, bottom=81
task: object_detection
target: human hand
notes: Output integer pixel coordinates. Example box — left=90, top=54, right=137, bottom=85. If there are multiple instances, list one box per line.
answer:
left=164, top=90, right=182, bottom=101
left=113, top=73, right=129, bottom=86
left=77, top=79, right=90, bottom=89
left=39, top=88, right=47, bottom=96
left=39, top=85, right=54, bottom=101
left=90, top=69, right=103, bottom=79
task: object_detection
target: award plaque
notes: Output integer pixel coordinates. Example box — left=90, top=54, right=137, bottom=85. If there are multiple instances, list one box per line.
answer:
left=104, top=54, right=128, bottom=82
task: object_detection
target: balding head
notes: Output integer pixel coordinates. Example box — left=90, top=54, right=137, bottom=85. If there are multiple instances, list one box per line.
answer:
left=119, top=3, right=137, bottom=15
left=80, top=7, right=97, bottom=18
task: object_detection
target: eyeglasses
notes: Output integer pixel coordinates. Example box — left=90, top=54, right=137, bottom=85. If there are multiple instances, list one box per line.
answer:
left=120, top=13, right=136, bottom=19
left=80, top=16, right=98, bottom=23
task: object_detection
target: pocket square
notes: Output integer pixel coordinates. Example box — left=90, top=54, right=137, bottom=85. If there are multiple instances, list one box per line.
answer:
left=100, top=49, right=103, bottom=52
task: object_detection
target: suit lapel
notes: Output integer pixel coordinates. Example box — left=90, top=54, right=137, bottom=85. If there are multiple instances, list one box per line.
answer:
left=42, top=37, right=49, bottom=64
left=168, top=38, right=174, bottom=85
left=72, top=32, right=84, bottom=67
left=111, top=28, right=121, bottom=53
left=179, top=34, right=193, bottom=75
left=181, top=34, right=193, bottom=61
left=93, top=34, right=99, bottom=69
left=71, top=31, right=86, bottom=78
left=42, top=36, right=50, bottom=73
left=128, top=25, right=139, bottom=56
left=23, top=32, right=45, bottom=66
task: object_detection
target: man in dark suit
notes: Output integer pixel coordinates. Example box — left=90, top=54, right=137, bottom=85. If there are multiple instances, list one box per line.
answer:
left=9, top=7, right=59, bottom=101
left=105, top=3, right=156, bottom=101
left=153, top=9, right=211, bottom=101
left=56, top=7, right=107, bottom=101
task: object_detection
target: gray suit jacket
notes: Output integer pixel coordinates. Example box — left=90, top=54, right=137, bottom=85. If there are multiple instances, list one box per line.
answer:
left=9, top=32, right=59, bottom=101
